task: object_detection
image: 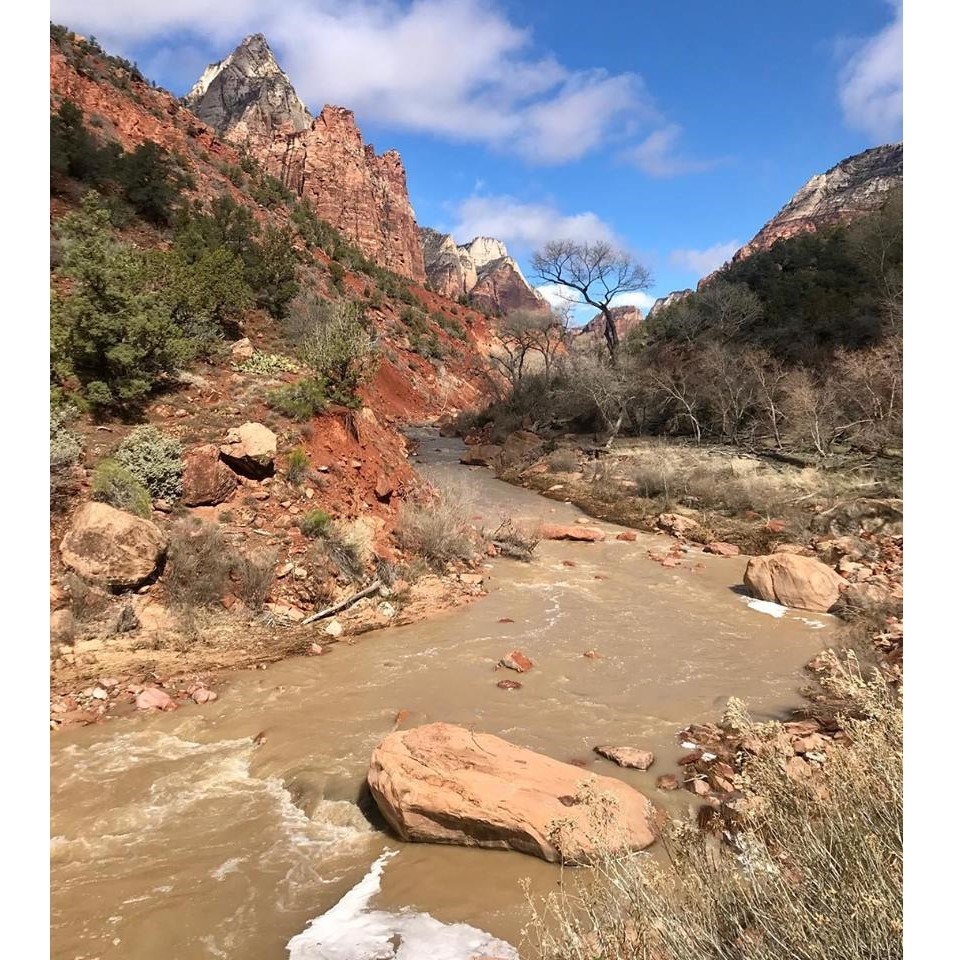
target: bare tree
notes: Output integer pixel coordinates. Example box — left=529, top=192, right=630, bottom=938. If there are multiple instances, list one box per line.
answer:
left=527, top=306, right=570, bottom=377
left=489, top=310, right=543, bottom=387
left=531, top=240, right=652, bottom=359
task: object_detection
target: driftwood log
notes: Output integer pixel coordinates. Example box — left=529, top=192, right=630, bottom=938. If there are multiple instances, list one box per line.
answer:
left=302, top=580, right=383, bottom=625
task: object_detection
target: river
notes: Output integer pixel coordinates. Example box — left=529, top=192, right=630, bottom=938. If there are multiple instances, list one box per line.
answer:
left=50, top=431, right=832, bottom=959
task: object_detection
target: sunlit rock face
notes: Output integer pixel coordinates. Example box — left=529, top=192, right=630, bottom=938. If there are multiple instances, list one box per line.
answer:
left=185, top=35, right=426, bottom=282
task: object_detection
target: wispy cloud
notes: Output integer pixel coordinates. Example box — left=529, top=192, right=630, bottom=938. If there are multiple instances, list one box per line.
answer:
left=450, top=195, right=618, bottom=250
left=623, top=123, right=718, bottom=178
left=51, top=0, right=658, bottom=166
left=669, top=240, right=740, bottom=275
left=837, top=1, right=902, bottom=140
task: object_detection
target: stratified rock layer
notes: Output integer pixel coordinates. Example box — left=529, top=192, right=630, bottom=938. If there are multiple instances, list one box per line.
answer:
left=731, top=144, right=903, bottom=264
left=368, top=722, right=657, bottom=863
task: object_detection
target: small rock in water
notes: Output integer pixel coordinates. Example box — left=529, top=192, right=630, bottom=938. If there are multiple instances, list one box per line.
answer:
left=498, top=617, right=515, bottom=623
left=594, top=745, right=655, bottom=771
left=325, top=619, right=344, bottom=638
left=656, top=774, right=680, bottom=791
left=583, top=649, right=599, bottom=659
left=191, top=688, right=218, bottom=705
left=499, top=650, right=534, bottom=673
left=135, top=687, right=176, bottom=711
left=616, top=531, right=638, bottom=542
left=496, top=679, right=522, bottom=691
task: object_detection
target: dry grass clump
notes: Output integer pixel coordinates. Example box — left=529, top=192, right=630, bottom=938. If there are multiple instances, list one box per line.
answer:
left=547, top=447, right=581, bottom=472
left=527, top=655, right=902, bottom=960
left=627, top=446, right=829, bottom=517
left=233, top=548, right=277, bottom=611
left=315, top=518, right=373, bottom=582
left=396, top=480, right=478, bottom=570
left=165, top=518, right=233, bottom=608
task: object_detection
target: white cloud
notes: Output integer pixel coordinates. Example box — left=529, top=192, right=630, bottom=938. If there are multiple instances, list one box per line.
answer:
left=837, top=2, right=903, bottom=140
left=624, top=123, right=717, bottom=178
left=669, top=240, right=740, bottom=275
left=451, top=195, right=618, bottom=250
left=51, top=0, right=653, bottom=165
left=609, top=290, right=656, bottom=311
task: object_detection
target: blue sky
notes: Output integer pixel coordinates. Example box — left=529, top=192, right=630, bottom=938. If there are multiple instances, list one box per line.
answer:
left=50, top=1, right=902, bottom=314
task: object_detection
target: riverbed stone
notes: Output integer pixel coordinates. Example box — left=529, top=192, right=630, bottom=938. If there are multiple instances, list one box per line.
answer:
left=540, top=523, right=606, bottom=542
left=594, top=745, right=655, bottom=771
left=460, top=444, right=503, bottom=468
left=367, top=722, right=658, bottom=863
left=743, top=553, right=846, bottom=613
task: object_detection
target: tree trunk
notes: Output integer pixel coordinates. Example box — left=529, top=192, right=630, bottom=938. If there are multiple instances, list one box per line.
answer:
left=601, top=306, right=620, bottom=361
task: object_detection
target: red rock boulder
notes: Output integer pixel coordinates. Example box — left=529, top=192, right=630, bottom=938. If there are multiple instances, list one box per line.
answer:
left=368, top=722, right=657, bottom=863
left=182, top=444, right=237, bottom=506
left=743, top=553, right=846, bottom=612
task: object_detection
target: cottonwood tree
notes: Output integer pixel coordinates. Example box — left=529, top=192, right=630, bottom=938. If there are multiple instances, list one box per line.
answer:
left=531, top=240, right=652, bottom=359
left=490, top=308, right=567, bottom=386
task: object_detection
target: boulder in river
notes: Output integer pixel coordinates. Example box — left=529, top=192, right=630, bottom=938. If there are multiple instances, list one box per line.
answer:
left=743, top=553, right=846, bottom=613
left=367, top=722, right=658, bottom=863
left=540, top=523, right=606, bottom=542
left=594, top=745, right=655, bottom=770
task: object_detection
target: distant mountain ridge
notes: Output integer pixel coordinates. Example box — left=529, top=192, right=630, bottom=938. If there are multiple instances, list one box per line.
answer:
left=730, top=143, right=903, bottom=266
left=184, top=35, right=425, bottom=282
left=419, top=228, right=545, bottom=316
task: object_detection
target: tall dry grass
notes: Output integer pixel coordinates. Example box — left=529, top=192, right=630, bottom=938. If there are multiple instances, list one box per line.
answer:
left=526, top=654, right=902, bottom=960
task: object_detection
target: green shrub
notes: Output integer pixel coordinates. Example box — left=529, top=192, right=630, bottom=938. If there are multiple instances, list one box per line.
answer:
left=91, top=459, right=152, bottom=517
left=286, top=447, right=311, bottom=484
left=290, top=295, right=377, bottom=399
left=251, top=226, right=300, bottom=318
left=328, top=261, right=346, bottom=291
left=51, top=195, right=195, bottom=410
left=300, top=509, right=332, bottom=538
left=267, top=377, right=329, bottom=420
left=219, top=163, right=246, bottom=187
left=233, top=352, right=298, bottom=376
left=115, top=141, right=187, bottom=226
left=250, top=173, right=292, bottom=209
left=113, top=425, right=183, bottom=500
left=313, top=521, right=368, bottom=581
left=51, top=401, right=83, bottom=506
left=50, top=100, right=121, bottom=188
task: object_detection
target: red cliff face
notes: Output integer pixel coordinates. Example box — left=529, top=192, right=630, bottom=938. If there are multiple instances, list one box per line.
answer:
left=185, top=35, right=425, bottom=283
left=258, top=107, right=425, bottom=282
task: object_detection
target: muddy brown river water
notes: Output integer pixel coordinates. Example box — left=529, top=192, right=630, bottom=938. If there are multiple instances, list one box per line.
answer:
left=51, top=432, right=833, bottom=959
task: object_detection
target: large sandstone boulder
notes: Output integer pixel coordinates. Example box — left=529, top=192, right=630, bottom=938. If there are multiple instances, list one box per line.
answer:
left=220, top=422, right=277, bottom=479
left=60, top=502, right=168, bottom=589
left=460, top=444, right=503, bottom=468
left=368, top=722, right=657, bottom=863
left=499, top=430, right=544, bottom=467
left=182, top=444, right=237, bottom=506
left=743, top=553, right=846, bottom=613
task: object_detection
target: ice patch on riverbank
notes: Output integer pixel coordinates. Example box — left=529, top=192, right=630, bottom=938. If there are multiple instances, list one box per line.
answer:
left=287, top=849, right=518, bottom=960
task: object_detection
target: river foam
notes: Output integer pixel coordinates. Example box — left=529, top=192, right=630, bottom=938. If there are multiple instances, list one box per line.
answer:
left=287, top=850, right=518, bottom=960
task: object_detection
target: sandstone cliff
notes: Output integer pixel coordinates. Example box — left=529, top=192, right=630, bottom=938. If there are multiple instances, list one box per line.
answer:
left=420, top=229, right=545, bottom=315
left=573, top=305, right=644, bottom=348
left=647, top=289, right=693, bottom=319
left=731, top=143, right=903, bottom=264
left=185, top=35, right=425, bottom=282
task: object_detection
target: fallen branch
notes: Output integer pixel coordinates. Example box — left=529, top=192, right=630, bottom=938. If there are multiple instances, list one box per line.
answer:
left=302, top=580, right=382, bottom=625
